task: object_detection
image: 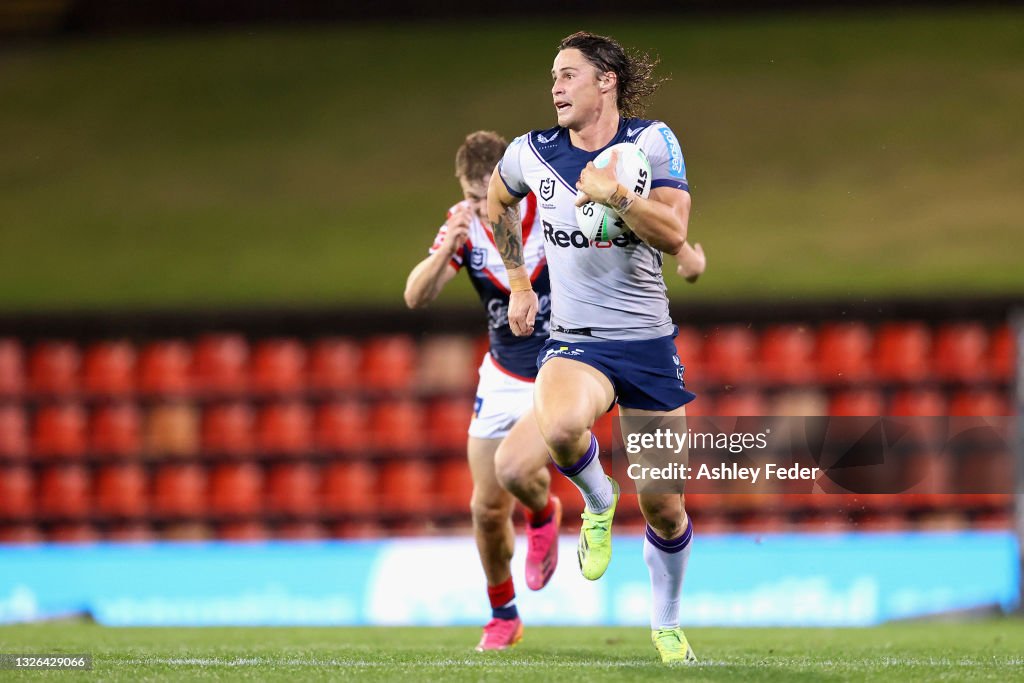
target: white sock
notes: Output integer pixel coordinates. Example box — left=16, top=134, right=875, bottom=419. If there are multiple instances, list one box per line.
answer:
left=553, top=433, right=613, bottom=513
left=643, top=516, right=693, bottom=630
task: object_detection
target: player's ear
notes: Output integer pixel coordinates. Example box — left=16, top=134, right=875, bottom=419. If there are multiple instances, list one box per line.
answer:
left=600, top=71, right=617, bottom=94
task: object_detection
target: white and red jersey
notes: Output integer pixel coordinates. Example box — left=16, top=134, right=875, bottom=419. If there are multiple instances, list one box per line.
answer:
left=428, top=193, right=550, bottom=379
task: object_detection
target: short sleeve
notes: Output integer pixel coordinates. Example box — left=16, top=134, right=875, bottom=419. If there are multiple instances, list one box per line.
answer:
left=498, top=134, right=531, bottom=199
left=641, top=123, right=689, bottom=193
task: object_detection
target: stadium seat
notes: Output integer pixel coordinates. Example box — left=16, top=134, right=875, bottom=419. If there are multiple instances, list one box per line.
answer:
left=266, top=462, right=320, bottom=516
left=770, top=389, right=828, bottom=416
left=360, top=335, right=417, bottom=392
left=674, top=326, right=704, bottom=372
left=988, top=325, right=1015, bottom=380
left=82, top=340, right=137, bottom=396
left=855, top=511, right=910, bottom=531
left=900, top=450, right=951, bottom=495
left=418, top=335, right=476, bottom=392
left=90, top=403, right=143, bottom=457
left=949, top=389, right=1011, bottom=416
left=434, top=457, right=473, bottom=514
left=827, top=389, right=885, bottom=416
left=889, top=389, right=947, bottom=416
left=874, top=322, right=932, bottom=383
left=138, top=340, right=193, bottom=396
left=49, top=523, right=100, bottom=544
left=815, top=322, right=874, bottom=384
left=0, top=524, right=43, bottom=544
left=332, top=520, right=386, bottom=539
left=321, top=460, right=378, bottom=515
left=250, top=338, right=307, bottom=396
left=378, top=460, right=434, bottom=514
left=426, top=397, right=473, bottom=452
left=0, top=465, right=33, bottom=520
left=256, top=401, right=314, bottom=456
left=162, top=522, right=213, bottom=541
left=201, top=402, right=256, bottom=456
left=931, top=322, right=989, bottom=382
left=371, top=399, right=426, bottom=453
left=716, top=390, right=768, bottom=417
left=276, top=521, right=327, bottom=540
left=32, top=403, right=88, bottom=458
left=106, top=523, right=155, bottom=542
left=94, top=463, right=148, bottom=518
left=144, top=402, right=200, bottom=457
left=192, top=333, right=249, bottom=396
left=701, top=325, right=758, bottom=385
left=308, top=337, right=361, bottom=393
left=758, top=324, right=816, bottom=385
left=37, top=465, right=90, bottom=518
left=548, top=471, right=584, bottom=517
left=315, top=400, right=370, bottom=453
left=152, top=463, right=207, bottom=518
left=208, top=462, right=264, bottom=517
left=218, top=521, right=269, bottom=542
left=0, top=338, right=25, bottom=398
left=0, top=405, right=29, bottom=459
left=28, top=340, right=80, bottom=396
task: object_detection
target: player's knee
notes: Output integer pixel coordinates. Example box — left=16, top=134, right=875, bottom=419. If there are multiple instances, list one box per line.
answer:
left=470, top=495, right=509, bottom=533
left=640, top=496, right=687, bottom=538
left=539, top=419, right=589, bottom=467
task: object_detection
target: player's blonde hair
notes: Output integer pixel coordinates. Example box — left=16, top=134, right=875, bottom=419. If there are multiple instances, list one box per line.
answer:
left=558, top=31, right=667, bottom=118
left=455, top=131, right=508, bottom=181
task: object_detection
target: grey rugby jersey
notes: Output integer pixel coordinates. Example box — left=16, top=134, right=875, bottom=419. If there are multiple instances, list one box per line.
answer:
left=498, top=117, right=689, bottom=342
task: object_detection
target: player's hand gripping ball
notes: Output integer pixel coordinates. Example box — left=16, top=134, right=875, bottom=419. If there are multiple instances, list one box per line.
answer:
left=574, top=142, right=652, bottom=241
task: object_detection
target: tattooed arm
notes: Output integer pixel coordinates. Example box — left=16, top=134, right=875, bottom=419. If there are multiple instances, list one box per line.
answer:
left=487, top=165, right=537, bottom=337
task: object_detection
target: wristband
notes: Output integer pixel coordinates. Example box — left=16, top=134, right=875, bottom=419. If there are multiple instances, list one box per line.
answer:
left=508, top=266, right=533, bottom=293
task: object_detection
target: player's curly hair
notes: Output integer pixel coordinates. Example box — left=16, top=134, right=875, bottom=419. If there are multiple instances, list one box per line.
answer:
left=454, top=130, right=508, bottom=180
left=558, top=31, right=667, bottom=118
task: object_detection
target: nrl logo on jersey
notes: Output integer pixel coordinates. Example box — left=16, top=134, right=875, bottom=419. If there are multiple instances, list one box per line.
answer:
left=539, top=178, right=555, bottom=201
left=470, top=247, right=487, bottom=270
left=536, top=130, right=559, bottom=144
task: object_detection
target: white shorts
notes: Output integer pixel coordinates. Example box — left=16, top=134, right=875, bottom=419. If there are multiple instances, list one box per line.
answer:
left=467, top=353, right=535, bottom=440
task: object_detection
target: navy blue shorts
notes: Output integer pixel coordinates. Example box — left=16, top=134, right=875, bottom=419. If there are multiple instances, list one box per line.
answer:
left=537, top=328, right=697, bottom=412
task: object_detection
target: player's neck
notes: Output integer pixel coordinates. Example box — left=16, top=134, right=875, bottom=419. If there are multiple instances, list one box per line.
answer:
left=568, top=110, right=621, bottom=152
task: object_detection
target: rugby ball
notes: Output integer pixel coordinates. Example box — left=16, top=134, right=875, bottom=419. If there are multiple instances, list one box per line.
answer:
left=574, top=142, right=652, bottom=241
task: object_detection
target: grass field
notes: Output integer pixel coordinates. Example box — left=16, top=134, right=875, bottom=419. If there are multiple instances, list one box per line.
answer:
left=1, top=621, right=1022, bottom=681
left=1, top=8, right=1023, bottom=309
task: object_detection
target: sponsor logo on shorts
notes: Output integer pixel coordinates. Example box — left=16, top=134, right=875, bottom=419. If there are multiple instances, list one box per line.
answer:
left=542, top=345, right=586, bottom=362
left=474, top=396, right=483, bottom=417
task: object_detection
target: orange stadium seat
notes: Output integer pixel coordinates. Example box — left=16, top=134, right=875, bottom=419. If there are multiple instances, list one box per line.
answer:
left=932, top=322, right=990, bottom=382
left=759, top=324, right=816, bottom=385
left=208, top=462, right=264, bottom=516
left=989, top=325, right=1015, bottom=381
left=218, top=521, right=269, bottom=542
left=256, top=401, right=314, bottom=456
left=716, top=391, right=768, bottom=417
left=49, top=523, right=100, bottom=544
left=315, top=401, right=370, bottom=453
left=192, top=333, right=249, bottom=395
left=828, top=389, right=885, bottom=416
left=106, top=523, right=155, bottom=542
left=815, top=322, right=874, bottom=384
left=201, top=402, right=256, bottom=456
left=32, top=403, right=88, bottom=458
left=418, top=335, right=476, bottom=392
left=434, top=457, right=473, bottom=514
left=321, top=460, right=378, bottom=515
left=94, top=464, right=148, bottom=518
left=144, top=402, right=200, bottom=458
left=0, top=338, right=25, bottom=397
left=0, top=524, right=44, bottom=544
left=250, top=338, right=307, bottom=396
left=674, top=326, right=704, bottom=371
left=0, top=465, right=33, bottom=520
left=378, top=460, right=434, bottom=514
left=277, top=521, right=328, bottom=540
left=889, top=389, right=947, bottom=416
left=90, top=403, right=143, bottom=457
left=152, top=463, right=207, bottom=518
left=874, top=322, right=932, bottom=383
left=28, top=340, right=80, bottom=396
left=82, top=340, right=137, bottom=396
left=701, top=325, right=758, bottom=386
left=308, top=337, right=361, bottom=393
left=0, top=405, right=29, bottom=459
left=37, top=465, right=90, bottom=518
left=360, top=335, right=417, bottom=392
left=548, top=472, right=584, bottom=517
left=949, top=389, right=1012, bottom=417
left=332, top=520, right=386, bottom=539
left=138, top=340, right=193, bottom=396
left=426, top=397, right=473, bottom=452
left=371, top=399, right=426, bottom=453
left=266, top=462, right=320, bottom=516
